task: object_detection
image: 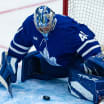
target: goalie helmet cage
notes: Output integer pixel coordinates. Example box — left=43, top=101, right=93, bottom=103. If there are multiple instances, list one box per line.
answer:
left=63, top=0, right=104, bottom=46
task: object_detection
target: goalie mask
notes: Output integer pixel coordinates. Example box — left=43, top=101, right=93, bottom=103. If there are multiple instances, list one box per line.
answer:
left=34, top=5, right=57, bottom=38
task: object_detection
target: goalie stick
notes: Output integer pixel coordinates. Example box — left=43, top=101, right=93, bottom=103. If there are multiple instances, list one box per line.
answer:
left=0, top=75, right=13, bottom=98
left=0, top=52, right=13, bottom=98
left=8, top=81, right=13, bottom=98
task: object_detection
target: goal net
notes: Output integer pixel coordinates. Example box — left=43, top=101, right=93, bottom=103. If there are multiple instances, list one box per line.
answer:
left=63, top=0, right=104, bottom=47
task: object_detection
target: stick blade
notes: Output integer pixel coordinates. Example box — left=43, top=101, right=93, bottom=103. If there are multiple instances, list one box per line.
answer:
left=8, top=83, right=13, bottom=98
left=0, top=76, right=13, bottom=98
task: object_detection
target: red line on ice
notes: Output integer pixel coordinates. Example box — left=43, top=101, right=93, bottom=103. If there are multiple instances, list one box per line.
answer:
left=0, top=0, right=57, bottom=15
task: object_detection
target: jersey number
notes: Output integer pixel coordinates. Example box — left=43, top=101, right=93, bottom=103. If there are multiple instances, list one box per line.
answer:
left=79, top=31, right=88, bottom=42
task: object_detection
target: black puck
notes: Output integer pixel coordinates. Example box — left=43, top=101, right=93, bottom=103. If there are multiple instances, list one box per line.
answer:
left=43, top=95, right=50, bottom=100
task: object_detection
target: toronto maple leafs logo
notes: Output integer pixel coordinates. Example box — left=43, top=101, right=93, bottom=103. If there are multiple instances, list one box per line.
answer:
left=40, top=47, right=61, bottom=66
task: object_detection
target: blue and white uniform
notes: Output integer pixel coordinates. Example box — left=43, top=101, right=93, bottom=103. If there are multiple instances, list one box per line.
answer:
left=8, top=14, right=101, bottom=67
left=8, top=14, right=102, bottom=103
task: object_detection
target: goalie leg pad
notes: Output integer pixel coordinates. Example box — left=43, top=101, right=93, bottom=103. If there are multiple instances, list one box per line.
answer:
left=85, top=52, right=104, bottom=76
left=21, top=51, right=68, bottom=82
left=68, top=66, right=104, bottom=104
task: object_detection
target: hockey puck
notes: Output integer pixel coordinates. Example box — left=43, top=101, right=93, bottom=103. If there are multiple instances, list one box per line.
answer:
left=43, top=95, right=50, bottom=100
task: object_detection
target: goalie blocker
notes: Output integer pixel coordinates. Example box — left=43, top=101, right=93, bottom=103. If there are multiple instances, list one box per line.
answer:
left=21, top=51, right=104, bottom=104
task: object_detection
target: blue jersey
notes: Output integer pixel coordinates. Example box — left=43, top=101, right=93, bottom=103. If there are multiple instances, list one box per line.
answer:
left=8, top=14, right=101, bottom=67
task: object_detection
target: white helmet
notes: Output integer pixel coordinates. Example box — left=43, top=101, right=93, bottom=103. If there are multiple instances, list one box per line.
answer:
left=34, top=5, right=57, bottom=35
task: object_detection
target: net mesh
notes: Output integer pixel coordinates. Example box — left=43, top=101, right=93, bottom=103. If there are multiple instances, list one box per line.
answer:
left=68, top=0, right=104, bottom=45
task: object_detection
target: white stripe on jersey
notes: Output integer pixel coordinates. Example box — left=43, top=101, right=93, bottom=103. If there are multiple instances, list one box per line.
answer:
left=13, top=40, right=30, bottom=50
left=82, top=45, right=100, bottom=57
left=9, top=45, right=26, bottom=55
left=16, top=26, right=23, bottom=34
left=77, top=39, right=97, bottom=53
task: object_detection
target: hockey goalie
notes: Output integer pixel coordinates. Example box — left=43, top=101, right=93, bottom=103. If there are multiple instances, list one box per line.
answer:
left=0, top=5, right=104, bottom=104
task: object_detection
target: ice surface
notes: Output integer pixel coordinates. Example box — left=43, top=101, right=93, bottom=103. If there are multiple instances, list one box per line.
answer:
left=0, top=67, right=93, bottom=104
left=0, top=75, right=93, bottom=104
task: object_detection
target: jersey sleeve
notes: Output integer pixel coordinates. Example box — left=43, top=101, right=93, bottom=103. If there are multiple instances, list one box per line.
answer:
left=8, top=17, right=33, bottom=60
left=75, top=24, right=101, bottom=59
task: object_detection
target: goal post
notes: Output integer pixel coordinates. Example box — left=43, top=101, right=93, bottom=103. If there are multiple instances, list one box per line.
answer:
left=63, top=0, right=104, bottom=48
left=63, top=0, right=68, bottom=16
